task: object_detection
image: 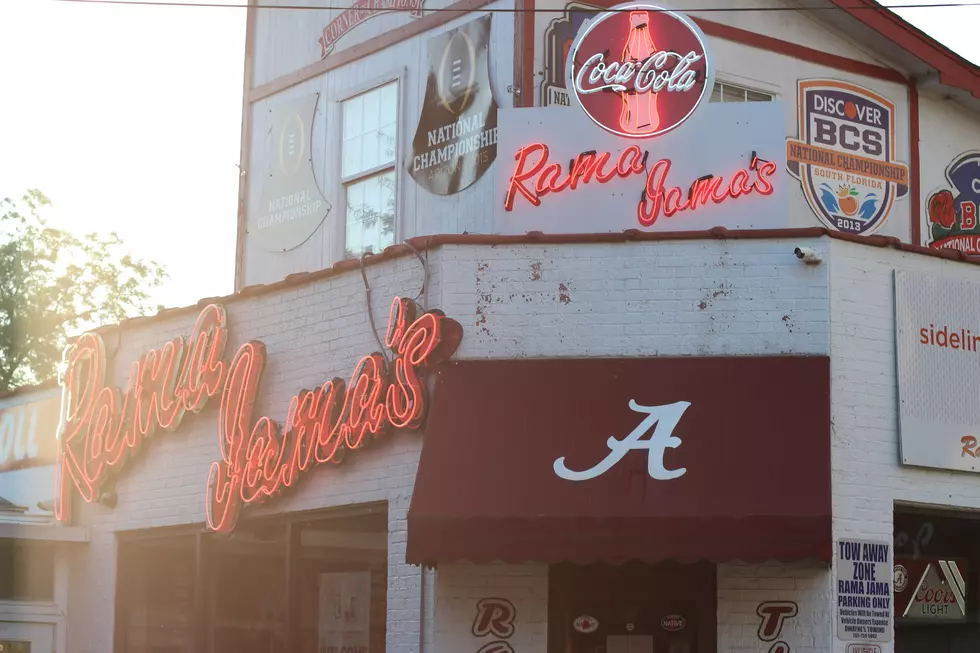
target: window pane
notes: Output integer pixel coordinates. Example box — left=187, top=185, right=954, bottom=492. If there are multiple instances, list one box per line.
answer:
left=721, top=84, right=747, bottom=103
left=117, top=536, right=196, bottom=653
left=711, top=81, right=774, bottom=104
left=0, top=540, right=54, bottom=601
left=345, top=171, right=396, bottom=259
left=710, top=82, right=723, bottom=103
left=296, top=512, right=388, bottom=653
left=746, top=89, right=773, bottom=102
left=209, top=522, right=288, bottom=653
left=342, top=83, right=398, bottom=178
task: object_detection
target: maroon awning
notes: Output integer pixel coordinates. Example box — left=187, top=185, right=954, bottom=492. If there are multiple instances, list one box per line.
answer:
left=407, top=356, right=831, bottom=565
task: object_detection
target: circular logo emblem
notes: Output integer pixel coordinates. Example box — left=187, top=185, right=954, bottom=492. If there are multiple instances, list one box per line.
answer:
left=567, top=2, right=713, bottom=139
left=573, top=615, right=599, bottom=633
left=660, top=614, right=686, bottom=632
left=894, top=564, right=908, bottom=592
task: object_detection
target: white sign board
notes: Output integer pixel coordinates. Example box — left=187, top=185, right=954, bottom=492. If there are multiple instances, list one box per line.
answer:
left=896, top=270, right=980, bottom=471
left=836, top=539, right=893, bottom=643
left=318, top=571, right=371, bottom=653
left=493, top=102, right=788, bottom=235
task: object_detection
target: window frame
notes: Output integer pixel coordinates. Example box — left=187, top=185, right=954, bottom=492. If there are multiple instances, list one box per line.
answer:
left=337, top=71, right=406, bottom=261
left=113, top=502, right=390, bottom=653
left=711, top=80, right=777, bottom=103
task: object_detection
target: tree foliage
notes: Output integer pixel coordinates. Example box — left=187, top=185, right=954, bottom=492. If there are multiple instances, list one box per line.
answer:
left=0, top=190, right=166, bottom=392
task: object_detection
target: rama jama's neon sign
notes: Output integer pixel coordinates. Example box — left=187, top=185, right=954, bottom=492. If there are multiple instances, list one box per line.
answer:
left=503, top=142, right=777, bottom=226
left=54, top=297, right=462, bottom=532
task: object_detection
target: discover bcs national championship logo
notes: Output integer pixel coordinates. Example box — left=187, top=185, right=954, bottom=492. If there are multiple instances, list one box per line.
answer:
left=787, top=80, right=909, bottom=236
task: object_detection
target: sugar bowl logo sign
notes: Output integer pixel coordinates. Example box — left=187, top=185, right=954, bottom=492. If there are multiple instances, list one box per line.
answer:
left=787, top=80, right=909, bottom=236
left=926, top=152, right=980, bottom=254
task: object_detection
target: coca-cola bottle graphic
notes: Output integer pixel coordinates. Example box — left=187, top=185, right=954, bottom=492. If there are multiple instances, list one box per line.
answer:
left=619, top=10, right=660, bottom=135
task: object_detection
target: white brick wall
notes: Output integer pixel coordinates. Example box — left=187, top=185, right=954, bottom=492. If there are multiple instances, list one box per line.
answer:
left=433, top=564, right=548, bottom=653
left=829, top=239, right=980, bottom=653
left=717, top=563, right=832, bottom=653
left=64, top=236, right=841, bottom=652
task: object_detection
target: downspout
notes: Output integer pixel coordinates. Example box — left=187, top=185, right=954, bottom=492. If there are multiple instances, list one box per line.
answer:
left=419, top=566, right=427, bottom=653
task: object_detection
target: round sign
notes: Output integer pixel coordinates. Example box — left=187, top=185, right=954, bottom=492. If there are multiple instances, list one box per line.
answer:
left=573, top=615, right=599, bottom=633
left=566, top=2, right=713, bottom=139
left=894, top=564, right=908, bottom=592
left=661, top=614, right=686, bottom=632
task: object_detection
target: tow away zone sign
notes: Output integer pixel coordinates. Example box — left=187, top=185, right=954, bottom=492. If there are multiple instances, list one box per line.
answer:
left=836, top=538, right=892, bottom=643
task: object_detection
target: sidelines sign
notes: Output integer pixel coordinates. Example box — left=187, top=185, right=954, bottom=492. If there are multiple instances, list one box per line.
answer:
left=896, top=270, right=980, bottom=471
left=494, top=102, right=787, bottom=234
left=836, top=539, right=892, bottom=643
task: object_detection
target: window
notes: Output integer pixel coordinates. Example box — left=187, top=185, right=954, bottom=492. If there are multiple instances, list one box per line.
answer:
left=342, top=82, right=398, bottom=259
left=0, top=539, right=54, bottom=601
left=116, top=535, right=197, bottom=653
left=116, top=506, right=388, bottom=653
left=710, top=81, right=774, bottom=103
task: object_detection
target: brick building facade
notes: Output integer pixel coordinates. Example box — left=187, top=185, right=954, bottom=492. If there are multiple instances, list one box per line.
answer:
left=3, top=0, right=980, bottom=650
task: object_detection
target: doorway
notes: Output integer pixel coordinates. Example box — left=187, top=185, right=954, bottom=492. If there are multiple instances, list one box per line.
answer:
left=548, top=562, right=716, bottom=653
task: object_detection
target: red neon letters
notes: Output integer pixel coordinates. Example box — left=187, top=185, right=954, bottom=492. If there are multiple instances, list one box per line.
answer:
left=503, top=143, right=777, bottom=226
left=204, top=297, right=460, bottom=533
left=55, top=305, right=228, bottom=522
left=503, top=143, right=646, bottom=211
left=54, top=297, right=462, bottom=532
left=638, top=157, right=776, bottom=226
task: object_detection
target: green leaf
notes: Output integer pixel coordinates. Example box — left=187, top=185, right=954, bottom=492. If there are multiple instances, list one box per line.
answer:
left=0, top=190, right=167, bottom=392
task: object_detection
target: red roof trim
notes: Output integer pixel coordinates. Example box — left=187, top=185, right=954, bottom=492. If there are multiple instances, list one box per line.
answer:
left=0, top=379, right=60, bottom=401
left=830, top=0, right=980, bottom=99
left=695, top=17, right=906, bottom=84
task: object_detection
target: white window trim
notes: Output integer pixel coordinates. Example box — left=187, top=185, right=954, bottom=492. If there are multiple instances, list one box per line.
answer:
left=337, top=68, right=406, bottom=261
left=711, top=78, right=778, bottom=103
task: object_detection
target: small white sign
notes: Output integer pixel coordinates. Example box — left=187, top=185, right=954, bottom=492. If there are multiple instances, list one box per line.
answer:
left=847, top=645, right=882, bottom=653
left=319, top=571, right=371, bottom=653
left=836, top=539, right=892, bottom=642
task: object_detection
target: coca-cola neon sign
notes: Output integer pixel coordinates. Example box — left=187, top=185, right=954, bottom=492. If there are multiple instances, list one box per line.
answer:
left=568, top=3, right=712, bottom=138
left=54, top=297, right=462, bottom=531
left=503, top=142, right=777, bottom=226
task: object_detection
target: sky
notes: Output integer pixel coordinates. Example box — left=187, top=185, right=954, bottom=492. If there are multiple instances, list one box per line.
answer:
left=0, top=0, right=246, bottom=311
left=0, top=0, right=977, bottom=316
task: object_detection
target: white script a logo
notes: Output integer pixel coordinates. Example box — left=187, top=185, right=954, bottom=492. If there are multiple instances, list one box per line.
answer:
left=553, top=400, right=690, bottom=481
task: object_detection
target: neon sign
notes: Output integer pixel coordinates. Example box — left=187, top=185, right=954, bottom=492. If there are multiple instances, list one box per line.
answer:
left=54, top=297, right=462, bottom=531
left=503, top=142, right=777, bottom=226
left=55, top=305, right=228, bottom=522
left=568, top=3, right=712, bottom=139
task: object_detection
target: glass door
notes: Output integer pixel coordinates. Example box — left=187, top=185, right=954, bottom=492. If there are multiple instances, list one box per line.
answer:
left=549, top=562, right=714, bottom=653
